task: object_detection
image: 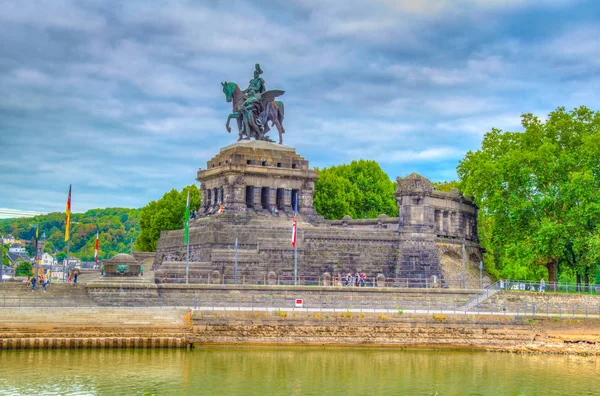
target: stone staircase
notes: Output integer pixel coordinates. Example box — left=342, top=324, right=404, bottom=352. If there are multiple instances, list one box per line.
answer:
left=0, top=308, right=191, bottom=349
left=0, top=283, right=96, bottom=307
left=461, top=281, right=502, bottom=311
left=0, top=307, right=187, bottom=326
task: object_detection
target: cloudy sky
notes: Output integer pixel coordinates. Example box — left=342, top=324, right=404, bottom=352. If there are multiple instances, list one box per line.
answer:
left=1, top=0, right=599, bottom=214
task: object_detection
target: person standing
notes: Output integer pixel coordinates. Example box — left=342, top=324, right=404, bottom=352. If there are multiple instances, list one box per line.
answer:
left=42, top=276, right=48, bottom=292
left=30, top=276, right=37, bottom=292
left=540, top=278, right=545, bottom=293
left=73, top=272, right=78, bottom=284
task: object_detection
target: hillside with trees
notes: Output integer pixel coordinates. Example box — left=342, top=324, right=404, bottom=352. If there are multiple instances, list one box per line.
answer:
left=0, top=208, right=140, bottom=262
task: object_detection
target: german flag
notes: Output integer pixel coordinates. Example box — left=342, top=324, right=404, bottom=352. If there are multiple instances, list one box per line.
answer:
left=65, top=185, right=71, bottom=242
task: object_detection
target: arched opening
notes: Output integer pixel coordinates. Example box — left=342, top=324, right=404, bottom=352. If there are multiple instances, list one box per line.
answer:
left=276, top=188, right=285, bottom=210
left=291, top=189, right=299, bottom=211
left=245, top=186, right=254, bottom=208
left=261, top=187, right=269, bottom=209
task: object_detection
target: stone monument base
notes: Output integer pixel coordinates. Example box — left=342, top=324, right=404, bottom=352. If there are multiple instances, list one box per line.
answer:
left=87, top=277, right=159, bottom=306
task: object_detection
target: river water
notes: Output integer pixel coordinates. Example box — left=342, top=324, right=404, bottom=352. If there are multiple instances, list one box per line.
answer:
left=0, top=347, right=598, bottom=395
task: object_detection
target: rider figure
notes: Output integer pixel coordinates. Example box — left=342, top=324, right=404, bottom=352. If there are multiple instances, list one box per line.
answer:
left=238, top=90, right=264, bottom=140
left=244, top=64, right=266, bottom=94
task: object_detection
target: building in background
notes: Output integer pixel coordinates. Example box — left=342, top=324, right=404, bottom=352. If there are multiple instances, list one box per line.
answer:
left=41, top=252, right=56, bottom=266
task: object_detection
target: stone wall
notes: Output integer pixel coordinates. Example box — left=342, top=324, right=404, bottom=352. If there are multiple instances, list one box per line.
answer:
left=156, top=284, right=476, bottom=308
left=191, top=311, right=600, bottom=354
left=3, top=307, right=600, bottom=354
left=485, top=291, right=600, bottom=312
left=155, top=143, right=483, bottom=286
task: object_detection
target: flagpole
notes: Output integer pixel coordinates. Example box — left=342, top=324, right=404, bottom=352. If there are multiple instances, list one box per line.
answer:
left=294, top=199, right=298, bottom=287
left=185, top=190, right=190, bottom=285
left=234, top=238, right=238, bottom=284
left=35, top=226, right=39, bottom=280
left=64, top=185, right=71, bottom=283
left=65, top=239, right=70, bottom=283
left=294, top=242, right=298, bottom=287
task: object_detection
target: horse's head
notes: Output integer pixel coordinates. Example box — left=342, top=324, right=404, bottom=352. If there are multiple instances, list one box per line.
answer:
left=221, top=81, right=237, bottom=103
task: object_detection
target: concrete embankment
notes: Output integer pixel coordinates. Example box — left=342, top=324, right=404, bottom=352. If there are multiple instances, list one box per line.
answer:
left=2, top=307, right=600, bottom=355
left=191, top=310, right=600, bottom=355
left=0, top=308, right=192, bottom=350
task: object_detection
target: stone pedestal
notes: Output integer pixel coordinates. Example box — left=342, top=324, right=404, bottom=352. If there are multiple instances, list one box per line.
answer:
left=197, top=140, right=318, bottom=215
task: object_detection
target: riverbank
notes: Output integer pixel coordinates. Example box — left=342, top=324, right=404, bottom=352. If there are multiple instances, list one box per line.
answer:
left=1, top=308, right=599, bottom=355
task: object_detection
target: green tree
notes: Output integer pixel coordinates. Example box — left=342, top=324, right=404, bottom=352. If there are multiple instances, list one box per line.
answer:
left=314, top=160, right=397, bottom=220
left=432, top=180, right=459, bottom=192
left=458, top=106, right=600, bottom=282
left=15, top=262, right=33, bottom=277
left=136, top=185, right=201, bottom=252
left=2, top=244, right=9, bottom=267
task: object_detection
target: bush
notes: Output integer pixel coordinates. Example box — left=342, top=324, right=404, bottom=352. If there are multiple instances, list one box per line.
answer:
left=15, top=262, right=33, bottom=277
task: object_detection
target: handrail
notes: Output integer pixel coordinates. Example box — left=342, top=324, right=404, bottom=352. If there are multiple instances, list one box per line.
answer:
left=462, top=280, right=503, bottom=310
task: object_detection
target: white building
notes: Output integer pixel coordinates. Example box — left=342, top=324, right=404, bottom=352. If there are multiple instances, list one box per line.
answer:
left=8, top=244, right=25, bottom=254
left=41, top=252, right=56, bottom=266
left=63, top=256, right=81, bottom=268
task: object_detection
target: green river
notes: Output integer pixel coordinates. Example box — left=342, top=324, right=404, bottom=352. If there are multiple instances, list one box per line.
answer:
left=0, top=347, right=598, bottom=395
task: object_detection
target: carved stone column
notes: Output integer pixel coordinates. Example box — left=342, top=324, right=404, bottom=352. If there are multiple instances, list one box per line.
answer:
left=299, top=180, right=316, bottom=215
left=253, top=187, right=263, bottom=210
left=283, top=189, right=292, bottom=212
left=200, top=185, right=207, bottom=210
left=267, top=188, right=277, bottom=209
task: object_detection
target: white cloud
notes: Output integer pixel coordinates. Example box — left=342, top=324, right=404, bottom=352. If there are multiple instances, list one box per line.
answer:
left=0, top=0, right=597, bottom=214
left=0, top=0, right=106, bottom=31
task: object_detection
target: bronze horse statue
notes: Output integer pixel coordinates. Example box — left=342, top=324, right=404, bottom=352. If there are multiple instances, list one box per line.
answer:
left=221, top=81, right=285, bottom=144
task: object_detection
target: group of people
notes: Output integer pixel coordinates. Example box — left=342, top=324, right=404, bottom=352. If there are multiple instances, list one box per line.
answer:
left=67, top=270, right=79, bottom=284
left=335, top=272, right=367, bottom=287
left=25, top=275, right=50, bottom=292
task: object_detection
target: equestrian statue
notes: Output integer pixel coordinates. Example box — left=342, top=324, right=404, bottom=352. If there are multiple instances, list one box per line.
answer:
left=222, top=64, right=286, bottom=144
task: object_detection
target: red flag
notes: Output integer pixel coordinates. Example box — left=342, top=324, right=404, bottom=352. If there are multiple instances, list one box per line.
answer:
left=291, top=200, right=297, bottom=248
left=94, top=231, right=99, bottom=264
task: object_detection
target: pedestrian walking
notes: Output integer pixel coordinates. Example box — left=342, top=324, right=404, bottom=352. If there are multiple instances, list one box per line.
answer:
left=42, top=276, right=48, bottom=292
left=73, top=272, right=78, bottom=284
left=540, top=278, right=545, bottom=293
left=30, top=277, right=37, bottom=292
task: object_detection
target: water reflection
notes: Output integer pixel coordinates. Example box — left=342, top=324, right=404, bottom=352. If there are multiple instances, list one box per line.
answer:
left=0, top=347, right=598, bottom=395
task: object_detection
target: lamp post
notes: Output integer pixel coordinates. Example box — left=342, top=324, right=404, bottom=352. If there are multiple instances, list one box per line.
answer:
left=461, top=241, right=466, bottom=289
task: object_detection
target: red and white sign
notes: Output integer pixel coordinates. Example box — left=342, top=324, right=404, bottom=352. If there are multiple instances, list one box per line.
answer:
left=295, top=299, right=304, bottom=308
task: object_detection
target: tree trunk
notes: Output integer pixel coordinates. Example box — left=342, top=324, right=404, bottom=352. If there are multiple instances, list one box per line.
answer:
left=547, top=258, right=557, bottom=283
left=584, top=267, right=591, bottom=286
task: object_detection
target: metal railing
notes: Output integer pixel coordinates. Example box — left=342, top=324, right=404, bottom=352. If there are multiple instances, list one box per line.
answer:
left=501, top=280, right=600, bottom=295
left=155, top=274, right=470, bottom=289
left=462, top=280, right=503, bottom=311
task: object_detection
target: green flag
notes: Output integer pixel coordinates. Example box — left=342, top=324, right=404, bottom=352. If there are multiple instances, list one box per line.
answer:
left=184, top=190, right=190, bottom=244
